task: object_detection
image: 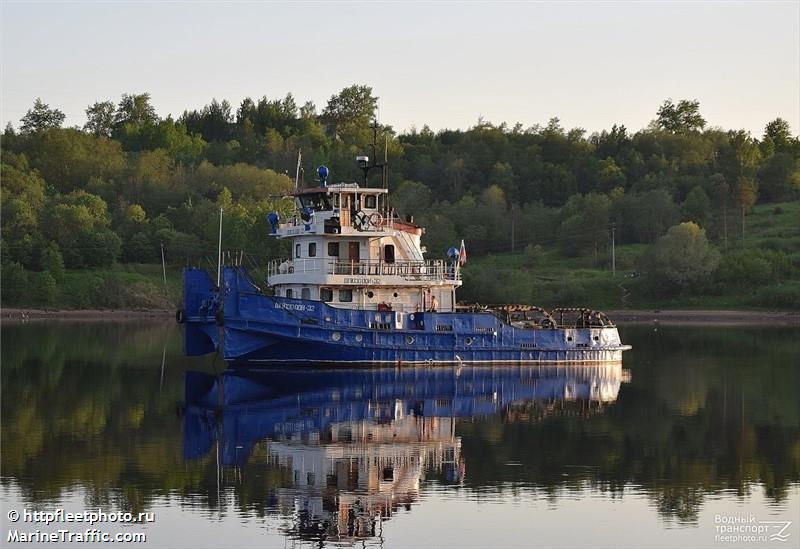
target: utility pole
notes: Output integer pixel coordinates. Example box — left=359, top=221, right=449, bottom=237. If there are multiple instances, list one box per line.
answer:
left=217, top=208, right=224, bottom=286
left=160, top=241, right=167, bottom=286
left=611, top=223, right=616, bottom=277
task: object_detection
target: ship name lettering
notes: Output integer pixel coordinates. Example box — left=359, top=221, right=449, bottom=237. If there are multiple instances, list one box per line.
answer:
left=274, top=303, right=316, bottom=312
left=343, top=277, right=379, bottom=284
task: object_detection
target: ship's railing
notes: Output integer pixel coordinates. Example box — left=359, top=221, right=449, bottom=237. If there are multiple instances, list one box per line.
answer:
left=267, top=258, right=460, bottom=281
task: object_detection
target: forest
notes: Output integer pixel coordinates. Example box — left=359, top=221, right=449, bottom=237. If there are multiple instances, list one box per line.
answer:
left=1, top=85, right=799, bottom=309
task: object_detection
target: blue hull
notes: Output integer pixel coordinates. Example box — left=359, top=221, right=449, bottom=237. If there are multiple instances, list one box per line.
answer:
left=182, top=267, right=630, bottom=366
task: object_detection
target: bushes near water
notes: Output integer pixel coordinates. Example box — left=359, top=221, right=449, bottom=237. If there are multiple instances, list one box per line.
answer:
left=1, top=263, right=177, bottom=309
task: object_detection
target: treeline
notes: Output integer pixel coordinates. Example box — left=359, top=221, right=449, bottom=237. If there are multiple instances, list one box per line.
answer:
left=1, top=86, right=799, bottom=306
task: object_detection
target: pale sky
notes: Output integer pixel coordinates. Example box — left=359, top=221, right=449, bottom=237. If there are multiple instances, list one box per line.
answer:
left=1, top=1, right=798, bottom=137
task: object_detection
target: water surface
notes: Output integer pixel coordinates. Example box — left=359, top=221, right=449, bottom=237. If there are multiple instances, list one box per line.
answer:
left=1, top=322, right=798, bottom=548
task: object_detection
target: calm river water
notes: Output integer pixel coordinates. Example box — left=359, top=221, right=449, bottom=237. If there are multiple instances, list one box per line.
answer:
left=1, top=322, right=798, bottom=548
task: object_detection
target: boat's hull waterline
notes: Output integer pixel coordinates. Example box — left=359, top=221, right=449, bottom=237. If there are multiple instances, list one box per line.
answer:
left=182, top=267, right=631, bottom=366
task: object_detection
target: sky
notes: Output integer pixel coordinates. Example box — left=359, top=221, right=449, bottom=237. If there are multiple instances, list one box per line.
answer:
left=1, top=1, right=798, bottom=137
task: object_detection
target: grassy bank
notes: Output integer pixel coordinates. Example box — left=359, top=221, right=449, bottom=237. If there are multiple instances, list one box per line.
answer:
left=3, top=263, right=182, bottom=310
left=459, top=201, right=800, bottom=310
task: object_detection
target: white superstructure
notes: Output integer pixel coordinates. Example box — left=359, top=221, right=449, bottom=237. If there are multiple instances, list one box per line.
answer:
left=267, top=181, right=462, bottom=312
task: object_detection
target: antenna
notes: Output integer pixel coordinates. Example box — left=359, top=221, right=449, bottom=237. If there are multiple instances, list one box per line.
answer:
left=356, top=119, right=386, bottom=187
left=294, top=148, right=302, bottom=190
left=383, top=134, right=388, bottom=189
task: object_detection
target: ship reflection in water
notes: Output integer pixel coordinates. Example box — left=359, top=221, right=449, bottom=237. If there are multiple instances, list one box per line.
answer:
left=184, top=364, right=628, bottom=544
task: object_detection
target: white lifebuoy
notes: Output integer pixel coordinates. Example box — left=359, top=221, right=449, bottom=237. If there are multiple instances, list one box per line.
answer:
left=369, top=212, right=383, bottom=228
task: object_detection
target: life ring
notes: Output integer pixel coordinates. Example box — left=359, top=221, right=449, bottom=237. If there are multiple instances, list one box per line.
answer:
left=369, top=212, right=383, bottom=228
left=175, top=309, right=186, bottom=324
left=353, top=210, right=370, bottom=231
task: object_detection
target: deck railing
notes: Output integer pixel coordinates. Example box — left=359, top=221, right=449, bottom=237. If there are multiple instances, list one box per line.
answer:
left=267, top=259, right=460, bottom=282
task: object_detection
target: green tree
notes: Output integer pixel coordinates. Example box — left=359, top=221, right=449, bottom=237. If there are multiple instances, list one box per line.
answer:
left=24, top=129, right=126, bottom=194
left=42, top=191, right=116, bottom=268
left=597, top=157, right=626, bottom=193
left=39, top=242, right=65, bottom=281
left=123, top=232, right=154, bottom=263
left=84, top=101, right=116, bottom=137
left=114, top=93, right=158, bottom=128
left=30, top=271, right=58, bottom=306
left=648, top=222, right=720, bottom=291
left=0, top=261, right=28, bottom=304
left=20, top=98, right=65, bottom=133
left=391, top=180, right=433, bottom=219
left=758, top=153, right=798, bottom=201
left=656, top=99, right=706, bottom=133
left=322, top=85, right=378, bottom=141
left=762, top=118, right=796, bottom=155
left=558, top=193, right=610, bottom=259
left=683, top=186, right=710, bottom=226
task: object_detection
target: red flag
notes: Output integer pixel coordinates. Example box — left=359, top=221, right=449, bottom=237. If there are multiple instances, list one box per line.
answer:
left=459, top=239, right=467, bottom=266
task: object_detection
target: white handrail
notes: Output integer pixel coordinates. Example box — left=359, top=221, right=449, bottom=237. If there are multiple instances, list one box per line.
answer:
left=267, top=258, right=460, bottom=281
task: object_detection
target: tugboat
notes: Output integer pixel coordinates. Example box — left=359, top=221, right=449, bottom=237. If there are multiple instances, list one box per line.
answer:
left=179, top=152, right=631, bottom=365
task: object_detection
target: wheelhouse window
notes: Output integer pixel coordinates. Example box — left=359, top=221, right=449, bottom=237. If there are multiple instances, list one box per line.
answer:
left=339, top=289, right=353, bottom=302
left=301, top=288, right=311, bottom=300
left=299, top=193, right=332, bottom=211
left=308, top=242, right=317, bottom=257
left=364, top=195, right=377, bottom=209
left=328, top=242, right=339, bottom=257
left=295, top=244, right=301, bottom=258
left=320, top=288, right=333, bottom=302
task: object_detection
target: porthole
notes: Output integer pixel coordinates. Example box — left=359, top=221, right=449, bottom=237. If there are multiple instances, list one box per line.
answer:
left=393, top=292, right=398, bottom=298
left=465, top=337, right=473, bottom=346
left=367, top=291, right=375, bottom=298
left=331, top=332, right=341, bottom=342
left=406, top=335, right=415, bottom=345
left=409, top=314, right=415, bottom=320
left=355, top=334, right=363, bottom=342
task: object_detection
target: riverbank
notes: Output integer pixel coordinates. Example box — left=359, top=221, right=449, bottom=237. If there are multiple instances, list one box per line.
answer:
left=606, top=309, right=800, bottom=326
left=3, top=307, right=798, bottom=326
left=1, top=308, right=174, bottom=322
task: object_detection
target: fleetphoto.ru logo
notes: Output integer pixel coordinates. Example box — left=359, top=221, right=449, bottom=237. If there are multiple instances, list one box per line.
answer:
left=714, top=514, right=792, bottom=543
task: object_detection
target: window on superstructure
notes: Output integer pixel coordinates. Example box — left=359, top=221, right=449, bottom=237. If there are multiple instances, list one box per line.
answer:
left=301, top=288, right=311, bottom=300
left=364, top=195, right=377, bottom=209
left=320, top=288, right=333, bottom=302
left=286, top=289, right=293, bottom=298
left=339, top=289, right=353, bottom=302
left=384, top=244, right=395, bottom=264
left=295, top=244, right=301, bottom=258
left=328, top=242, right=339, bottom=256
left=308, top=242, right=317, bottom=257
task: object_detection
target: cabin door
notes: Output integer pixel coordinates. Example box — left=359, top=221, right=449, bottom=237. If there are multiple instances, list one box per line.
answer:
left=348, top=241, right=360, bottom=262
left=340, top=195, right=351, bottom=227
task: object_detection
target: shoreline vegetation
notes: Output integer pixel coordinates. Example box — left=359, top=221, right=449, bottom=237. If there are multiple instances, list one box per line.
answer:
left=3, top=307, right=798, bottom=326
left=2, top=89, right=799, bottom=312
